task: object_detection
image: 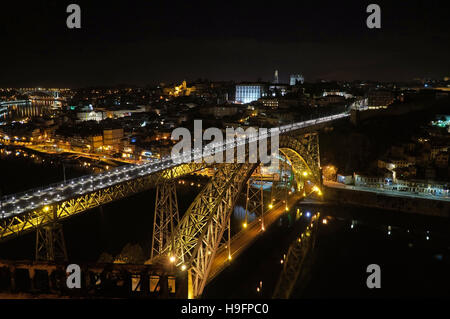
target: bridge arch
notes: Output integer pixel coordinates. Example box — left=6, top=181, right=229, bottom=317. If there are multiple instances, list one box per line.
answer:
left=157, top=132, right=321, bottom=298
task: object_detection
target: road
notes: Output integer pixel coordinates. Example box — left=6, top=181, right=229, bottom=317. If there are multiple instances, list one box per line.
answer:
left=207, top=193, right=303, bottom=283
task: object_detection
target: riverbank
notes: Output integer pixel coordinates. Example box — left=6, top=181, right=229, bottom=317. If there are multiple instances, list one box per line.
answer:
left=323, top=185, right=449, bottom=217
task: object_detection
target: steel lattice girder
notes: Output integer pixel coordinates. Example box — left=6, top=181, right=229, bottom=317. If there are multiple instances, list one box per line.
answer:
left=151, top=181, right=180, bottom=259
left=272, top=216, right=319, bottom=299
left=158, top=132, right=321, bottom=298
left=166, top=162, right=258, bottom=297
left=244, top=177, right=264, bottom=223
left=0, top=162, right=209, bottom=242
left=35, top=223, right=68, bottom=262
left=279, top=134, right=320, bottom=186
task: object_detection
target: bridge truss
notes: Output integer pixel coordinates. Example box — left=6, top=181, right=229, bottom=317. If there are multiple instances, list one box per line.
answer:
left=152, top=133, right=321, bottom=298
left=0, top=129, right=322, bottom=298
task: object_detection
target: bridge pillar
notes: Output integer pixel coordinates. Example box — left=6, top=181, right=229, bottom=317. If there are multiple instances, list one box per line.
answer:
left=35, top=222, right=68, bottom=262
left=35, top=205, right=68, bottom=262
left=151, top=180, right=180, bottom=260
left=244, top=171, right=265, bottom=231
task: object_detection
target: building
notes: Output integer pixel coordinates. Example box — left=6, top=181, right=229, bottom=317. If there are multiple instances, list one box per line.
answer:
left=269, top=84, right=289, bottom=97
left=199, top=105, right=239, bottom=118
left=235, top=83, right=267, bottom=104
left=315, top=95, right=346, bottom=107
left=274, top=70, right=279, bottom=84
left=323, top=91, right=353, bottom=99
left=367, top=90, right=395, bottom=109
left=103, top=128, right=124, bottom=152
left=435, top=151, right=449, bottom=168
left=87, top=135, right=103, bottom=150
left=76, top=111, right=104, bottom=122
left=290, top=74, right=304, bottom=86
left=162, top=80, right=196, bottom=97
left=259, top=98, right=279, bottom=109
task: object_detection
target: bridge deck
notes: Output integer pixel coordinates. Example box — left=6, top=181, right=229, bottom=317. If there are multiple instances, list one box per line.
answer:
left=207, top=193, right=303, bottom=283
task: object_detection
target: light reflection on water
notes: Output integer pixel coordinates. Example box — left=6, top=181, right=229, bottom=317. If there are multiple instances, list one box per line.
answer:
left=204, top=203, right=450, bottom=298
left=0, top=100, right=61, bottom=124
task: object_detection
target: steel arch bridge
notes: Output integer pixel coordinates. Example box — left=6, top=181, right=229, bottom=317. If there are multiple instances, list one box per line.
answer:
left=0, top=112, right=349, bottom=298
left=150, top=133, right=320, bottom=298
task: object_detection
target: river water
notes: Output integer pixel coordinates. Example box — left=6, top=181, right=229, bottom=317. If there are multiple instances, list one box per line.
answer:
left=0, top=100, right=61, bottom=124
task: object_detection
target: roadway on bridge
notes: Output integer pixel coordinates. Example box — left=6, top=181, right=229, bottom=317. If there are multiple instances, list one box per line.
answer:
left=207, top=193, right=303, bottom=283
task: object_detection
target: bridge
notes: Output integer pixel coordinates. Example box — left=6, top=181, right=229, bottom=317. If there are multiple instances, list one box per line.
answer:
left=0, top=112, right=349, bottom=298
left=15, top=88, right=66, bottom=101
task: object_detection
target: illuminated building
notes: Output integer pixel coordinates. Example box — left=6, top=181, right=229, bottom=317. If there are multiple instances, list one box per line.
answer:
left=162, top=81, right=196, bottom=97
left=235, top=83, right=267, bottom=104
left=367, top=90, right=395, bottom=109
left=274, top=70, right=279, bottom=84
left=290, top=74, right=304, bottom=86
left=103, top=128, right=124, bottom=152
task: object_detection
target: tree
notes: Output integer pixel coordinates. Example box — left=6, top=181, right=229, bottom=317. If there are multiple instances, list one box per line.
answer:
left=114, top=243, right=146, bottom=264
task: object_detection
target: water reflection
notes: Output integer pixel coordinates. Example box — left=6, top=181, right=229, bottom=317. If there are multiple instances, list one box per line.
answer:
left=0, top=100, right=61, bottom=124
left=204, top=203, right=450, bottom=298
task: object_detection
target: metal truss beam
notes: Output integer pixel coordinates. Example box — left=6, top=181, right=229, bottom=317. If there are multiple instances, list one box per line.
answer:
left=154, top=132, right=321, bottom=298
left=35, top=222, right=68, bottom=262
left=0, top=162, right=209, bottom=242
left=166, top=162, right=258, bottom=298
left=279, top=133, right=321, bottom=186
left=244, top=172, right=265, bottom=230
left=272, top=213, right=320, bottom=299
left=151, top=180, right=180, bottom=259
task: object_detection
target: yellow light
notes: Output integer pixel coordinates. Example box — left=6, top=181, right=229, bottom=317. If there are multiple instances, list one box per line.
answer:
left=285, top=206, right=289, bottom=212
left=322, top=219, right=328, bottom=225
left=243, top=222, right=247, bottom=228
left=181, top=264, right=187, bottom=271
left=303, top=171, right=308, bottom=177
left=313, top=186, right=322, bottom=195
left=43, top=206, right=50, bottom=212
left=268, top=203, right=273, bottom=209
left=228, top=254, right=232, bottom=261
left=169, top=256, right=176, bottom=263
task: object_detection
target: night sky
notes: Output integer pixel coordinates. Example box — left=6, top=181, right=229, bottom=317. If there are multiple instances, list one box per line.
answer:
left=0, top=0, right=449, bottom=87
